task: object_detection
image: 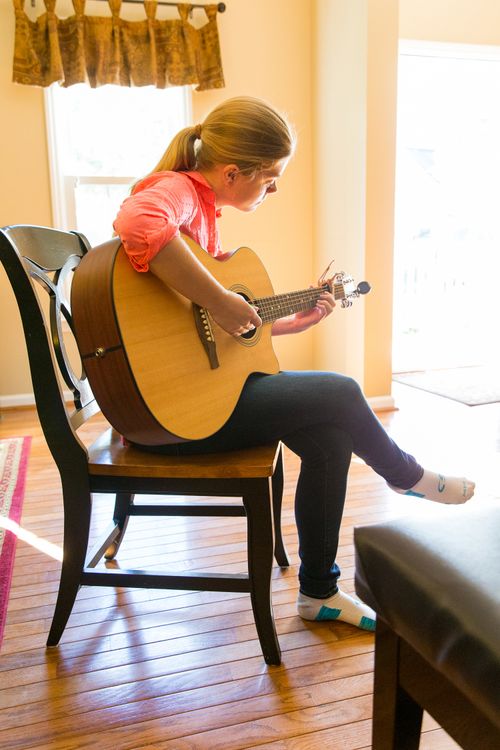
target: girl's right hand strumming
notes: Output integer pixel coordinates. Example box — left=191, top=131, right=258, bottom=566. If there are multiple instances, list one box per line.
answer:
left=149, top=238, right=261, bottom=337
left=209, top=290, right=262, bottom=337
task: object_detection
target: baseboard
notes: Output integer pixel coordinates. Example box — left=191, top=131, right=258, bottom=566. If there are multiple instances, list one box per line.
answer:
left=0, top=390, right=73, bottom=410
left=0, top=393, right=36, bottom=409
left=368, top=394, right=397, bottom=412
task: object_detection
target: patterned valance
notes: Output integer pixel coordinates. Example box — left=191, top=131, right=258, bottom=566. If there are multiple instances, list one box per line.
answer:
left=12, top=0, right=225, bottom=90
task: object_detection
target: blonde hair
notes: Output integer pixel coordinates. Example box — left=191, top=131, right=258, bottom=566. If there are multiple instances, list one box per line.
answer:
left=145, top=96, right=296, bottom=178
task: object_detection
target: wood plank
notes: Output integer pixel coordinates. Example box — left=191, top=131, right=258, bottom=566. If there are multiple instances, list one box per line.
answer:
left=1, top=386, right=488, bottom=749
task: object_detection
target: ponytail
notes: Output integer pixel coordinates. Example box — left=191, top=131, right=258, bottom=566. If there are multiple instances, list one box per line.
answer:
left=149, top=124, right=201, bottom=173
left=140, top=97, right=295, bottom=183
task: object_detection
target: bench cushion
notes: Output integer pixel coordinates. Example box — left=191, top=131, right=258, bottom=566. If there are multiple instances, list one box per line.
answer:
left=354, top=502, right=500, bottom=729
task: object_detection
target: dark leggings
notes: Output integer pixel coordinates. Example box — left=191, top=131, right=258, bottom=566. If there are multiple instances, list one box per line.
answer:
left=140, top=371, right=423, bottom=597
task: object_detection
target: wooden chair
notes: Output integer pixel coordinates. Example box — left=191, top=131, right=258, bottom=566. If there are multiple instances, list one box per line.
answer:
left=0, top=224, right=290, bottom=665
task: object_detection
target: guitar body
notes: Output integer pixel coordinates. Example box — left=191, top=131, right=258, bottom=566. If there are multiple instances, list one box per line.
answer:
left=71, top=236, right=280, bottom=445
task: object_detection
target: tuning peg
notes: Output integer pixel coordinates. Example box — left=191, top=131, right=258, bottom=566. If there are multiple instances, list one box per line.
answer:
left=357, top=281, right=371, bottom=295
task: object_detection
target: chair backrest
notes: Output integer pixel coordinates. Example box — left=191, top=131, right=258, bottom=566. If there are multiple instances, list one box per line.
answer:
left=0, top=225, right=100, bottom=472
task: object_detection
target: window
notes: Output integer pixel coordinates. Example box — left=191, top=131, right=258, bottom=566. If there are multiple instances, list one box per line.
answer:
left=45, top=84, right=191, bottom=246
left=393, top=42, right=500, bottom=372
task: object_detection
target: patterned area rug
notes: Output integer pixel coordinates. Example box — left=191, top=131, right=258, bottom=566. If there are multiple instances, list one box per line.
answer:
left=0, top=436, right=31, bottom=648
left=393, top=366, right=500, bottom=406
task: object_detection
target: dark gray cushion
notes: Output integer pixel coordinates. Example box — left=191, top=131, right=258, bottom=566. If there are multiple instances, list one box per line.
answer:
left=354, top=502, right=500, bottom=729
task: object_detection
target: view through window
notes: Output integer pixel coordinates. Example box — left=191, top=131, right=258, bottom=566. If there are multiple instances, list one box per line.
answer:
left=393, top=43, right=500, bottom=373
left=45, top=84, right=190, bottom=247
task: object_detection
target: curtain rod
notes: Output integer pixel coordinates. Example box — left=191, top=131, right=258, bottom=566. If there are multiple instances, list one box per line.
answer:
left=90, top=0, right=226, bottom=10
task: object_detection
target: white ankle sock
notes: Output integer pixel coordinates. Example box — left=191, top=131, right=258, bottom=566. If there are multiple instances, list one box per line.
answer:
left=390, top=470, right=475, bottom=504
left=297, top=589, right=376, bottom=631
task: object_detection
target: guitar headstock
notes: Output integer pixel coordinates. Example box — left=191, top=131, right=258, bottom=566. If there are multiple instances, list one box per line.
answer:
left=319, top=261, right=371, bottom=308
left=331, top=272, right=371, bottom=308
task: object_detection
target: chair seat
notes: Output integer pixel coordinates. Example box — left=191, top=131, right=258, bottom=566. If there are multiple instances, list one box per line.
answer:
left=88, top=428, right=281, bottom=479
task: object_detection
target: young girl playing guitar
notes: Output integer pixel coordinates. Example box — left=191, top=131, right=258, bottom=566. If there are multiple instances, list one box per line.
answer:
left=113, top=96, right=475, bottom=631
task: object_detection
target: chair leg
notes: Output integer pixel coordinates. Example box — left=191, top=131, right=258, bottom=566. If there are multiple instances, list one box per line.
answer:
left=104, top=492, right=134, bottom=560
left=47, top=483, right=92, bottom=647
left=271, top=447, right=290, bottom=568
left=372, top=618, right=423, bottom=750
left=243, top=477, right=281, bottom=666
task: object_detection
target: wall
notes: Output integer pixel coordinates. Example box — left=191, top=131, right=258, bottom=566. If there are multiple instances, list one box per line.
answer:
left=399, top=0, right=500, bottom=43
left=313, top=0, right=368, bottom=386
left=0, top=0, right=53, bottom=403
left=364, top=0, right=399, bottom=399
left=0, top=0, right=313, bottom=404
left=3, top=0, right=500, bottom=406
left=313, top=0, right=399, bottom=404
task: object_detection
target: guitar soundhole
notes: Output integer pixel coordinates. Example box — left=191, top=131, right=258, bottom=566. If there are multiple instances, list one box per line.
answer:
left=232, top=287, right=261, bottom=347
left=241, top=328, right=257, bottom=341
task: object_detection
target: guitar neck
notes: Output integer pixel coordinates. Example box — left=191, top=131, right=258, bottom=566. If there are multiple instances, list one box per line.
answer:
left=253, top=282, right=345, bottom=323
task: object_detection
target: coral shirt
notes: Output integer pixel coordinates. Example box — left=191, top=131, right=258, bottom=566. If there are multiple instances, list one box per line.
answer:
left=113, top=170, right=222, bottom=272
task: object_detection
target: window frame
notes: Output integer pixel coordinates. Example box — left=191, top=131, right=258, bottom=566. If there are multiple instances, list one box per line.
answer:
left=44, top=84, right=192, bottom=232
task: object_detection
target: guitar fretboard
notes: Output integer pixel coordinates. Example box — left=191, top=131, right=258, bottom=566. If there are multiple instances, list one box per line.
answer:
left=253, top=282, right=345, bottom=323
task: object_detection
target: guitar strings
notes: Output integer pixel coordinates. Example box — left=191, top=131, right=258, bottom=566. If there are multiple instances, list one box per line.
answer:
left=253, top=284, right=333, bottom=323
left=251, top=278, right=351, bottom=324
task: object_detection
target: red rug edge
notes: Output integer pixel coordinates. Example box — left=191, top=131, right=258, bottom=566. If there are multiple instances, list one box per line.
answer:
left=0, top=436, right=32, bottom=648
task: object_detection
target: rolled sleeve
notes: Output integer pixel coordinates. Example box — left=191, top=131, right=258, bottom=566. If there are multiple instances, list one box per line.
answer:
left=113, top=174, right=198, bottom=272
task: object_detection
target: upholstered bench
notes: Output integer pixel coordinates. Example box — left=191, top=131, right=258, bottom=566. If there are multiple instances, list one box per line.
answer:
left=354, top=502, right=500, bottom=750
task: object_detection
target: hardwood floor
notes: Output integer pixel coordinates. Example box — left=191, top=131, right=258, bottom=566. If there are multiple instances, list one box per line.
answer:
left=1, top=384, right=498, bottom=749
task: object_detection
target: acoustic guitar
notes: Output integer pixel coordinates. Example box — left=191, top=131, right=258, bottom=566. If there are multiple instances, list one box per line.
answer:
left=71, top=236, right=370, bottom=446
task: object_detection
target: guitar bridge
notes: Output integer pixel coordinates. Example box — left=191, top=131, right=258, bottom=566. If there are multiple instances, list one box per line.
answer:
left=193, top=304, right=220, bottom=370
